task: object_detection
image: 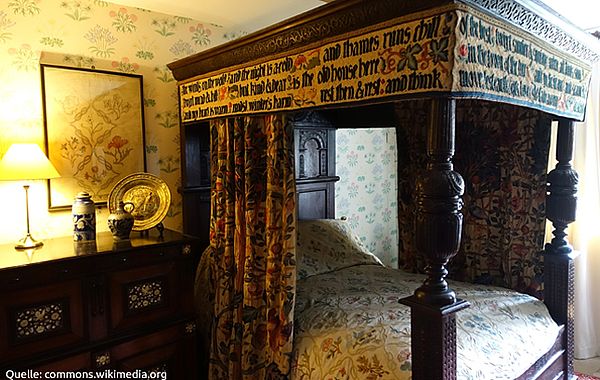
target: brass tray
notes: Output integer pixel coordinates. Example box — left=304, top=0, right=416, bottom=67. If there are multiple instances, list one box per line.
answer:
left=107, top=172, right=171, bottom=231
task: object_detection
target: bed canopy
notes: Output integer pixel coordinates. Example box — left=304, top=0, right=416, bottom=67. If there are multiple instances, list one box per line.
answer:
left=168, top=0, right=599, bottom=379
left=170, top=0, right=596, bottom=121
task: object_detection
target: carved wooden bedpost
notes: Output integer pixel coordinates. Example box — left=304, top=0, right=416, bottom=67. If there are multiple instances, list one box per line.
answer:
left=544, top=118, right=578, bottom=380
left=400, top=98, right=470, bottom=380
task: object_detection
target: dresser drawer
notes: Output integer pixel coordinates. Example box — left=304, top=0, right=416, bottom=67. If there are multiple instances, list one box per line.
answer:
left=103, top=243, right=194, bottom=272
left=0, top=259, right=82, bottom=289
left=0, top=280, right=85, bottom=363
left=34, top=351, right=91, bottom=372
left=111, top=322, right=197, bottom=380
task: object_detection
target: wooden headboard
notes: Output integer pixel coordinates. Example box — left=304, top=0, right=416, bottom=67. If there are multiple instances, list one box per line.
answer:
left=291, top=111, right=339, bottom=220
left=179, top=112, right=340, bottom=243
left=291, top=104, right=397, bottom=220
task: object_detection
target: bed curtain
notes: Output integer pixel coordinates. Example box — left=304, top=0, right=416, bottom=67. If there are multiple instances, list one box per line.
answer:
left=207, top=114, right=297, bottom=379
left=395, top=100, right=551, bottom=297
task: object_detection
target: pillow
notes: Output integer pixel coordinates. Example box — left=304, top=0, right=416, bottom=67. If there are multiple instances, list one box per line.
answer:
left=296, top=219, right=382, bottom=280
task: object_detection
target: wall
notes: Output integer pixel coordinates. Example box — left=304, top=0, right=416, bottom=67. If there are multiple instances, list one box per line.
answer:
left=0, top=0, right=234, bottom=244
left=335, top=128, right=398, bottom=267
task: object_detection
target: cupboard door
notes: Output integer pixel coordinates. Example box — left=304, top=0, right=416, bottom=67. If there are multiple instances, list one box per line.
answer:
left=0, top=280, right=84, bottom=362
left=108, top=262, right=180, bottom=333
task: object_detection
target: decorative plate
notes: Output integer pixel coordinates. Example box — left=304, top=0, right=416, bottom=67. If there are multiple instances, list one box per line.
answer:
left=108, top=172, right=171, bottom=231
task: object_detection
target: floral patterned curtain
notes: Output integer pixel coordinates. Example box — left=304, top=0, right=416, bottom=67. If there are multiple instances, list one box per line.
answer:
left=207, top=114, right=297, bottom=379
left=396, top=100, right=551, bottom=297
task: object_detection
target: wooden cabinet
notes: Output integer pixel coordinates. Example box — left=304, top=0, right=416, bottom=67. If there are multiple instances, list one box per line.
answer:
left=180, top=121, right=211, bottom=246
left=0, top=230, right=200, bottom=379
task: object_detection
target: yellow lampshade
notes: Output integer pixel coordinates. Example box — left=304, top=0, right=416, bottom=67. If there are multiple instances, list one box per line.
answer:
left=0, top=143, right=60, bottom=181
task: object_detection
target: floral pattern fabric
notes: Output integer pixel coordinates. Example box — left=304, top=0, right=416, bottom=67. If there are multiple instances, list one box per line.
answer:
left=296, top=219, right=382, bottom=280
left=395, top=100, right=551, bottom=296
left=208, top=115, right=297, bottom=379
left=291, top=264, right=560, bottom=380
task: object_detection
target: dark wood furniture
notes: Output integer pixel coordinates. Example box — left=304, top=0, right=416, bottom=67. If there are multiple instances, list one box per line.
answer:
left=0, top=230, right=200, bottom=379
left=292, top=111, right=339, bottom=220
left=168, top=0, right=597, bottom=378
left=179, top=111, right=340, bottom=238
left=180, top=121, right=211, bottom=246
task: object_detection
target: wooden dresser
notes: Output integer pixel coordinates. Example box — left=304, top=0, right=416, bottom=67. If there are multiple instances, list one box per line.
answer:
left=0, top=229, right=200, bottom=378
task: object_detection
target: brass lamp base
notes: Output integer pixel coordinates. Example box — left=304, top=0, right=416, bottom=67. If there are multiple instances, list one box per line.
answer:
left=15, top=233, right=44, bottom=250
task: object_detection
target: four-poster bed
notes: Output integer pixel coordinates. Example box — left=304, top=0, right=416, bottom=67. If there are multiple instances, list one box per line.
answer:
left=168, top=0, right=599, bottom=378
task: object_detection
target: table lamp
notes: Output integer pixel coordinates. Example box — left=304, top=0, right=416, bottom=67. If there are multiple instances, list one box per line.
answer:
left=0, top=143, right=60, bottom=249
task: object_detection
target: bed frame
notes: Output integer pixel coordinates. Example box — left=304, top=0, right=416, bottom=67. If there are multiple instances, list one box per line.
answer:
left=169, top=0, right=598, bottom=379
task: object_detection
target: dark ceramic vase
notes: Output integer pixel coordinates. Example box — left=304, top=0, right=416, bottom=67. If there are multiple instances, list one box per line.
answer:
left=108, top=201, right=135, bottom=241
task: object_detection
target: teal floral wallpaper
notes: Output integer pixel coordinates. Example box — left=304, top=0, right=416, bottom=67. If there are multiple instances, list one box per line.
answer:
left=0, top=0, right=238, bottom=244
left=335, top=128, right=399, bottom=267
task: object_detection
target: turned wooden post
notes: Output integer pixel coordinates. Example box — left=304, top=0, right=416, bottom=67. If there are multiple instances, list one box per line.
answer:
left=544, top=118, right=578, bottom=380
left=400, top=98, right=469, bottom=380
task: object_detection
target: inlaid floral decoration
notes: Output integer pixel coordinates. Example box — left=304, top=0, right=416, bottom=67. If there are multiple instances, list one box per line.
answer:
left=0, top=0, right=245, bottom=243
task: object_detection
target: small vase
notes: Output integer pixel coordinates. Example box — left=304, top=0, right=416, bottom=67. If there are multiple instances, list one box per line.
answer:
left=108, top=201, right=135, bottom=241
left=73, top=192, right=96, bottom=242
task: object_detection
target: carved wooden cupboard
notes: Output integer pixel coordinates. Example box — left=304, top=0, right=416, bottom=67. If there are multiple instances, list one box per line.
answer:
left=0, top=230, right=200, bottom=379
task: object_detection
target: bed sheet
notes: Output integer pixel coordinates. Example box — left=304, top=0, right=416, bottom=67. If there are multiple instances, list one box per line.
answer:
left=290, top=264, right=560, bottom=380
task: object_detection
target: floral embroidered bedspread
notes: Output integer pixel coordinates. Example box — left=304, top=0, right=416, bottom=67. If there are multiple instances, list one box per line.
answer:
left=290, top=264, right=560, bottom=380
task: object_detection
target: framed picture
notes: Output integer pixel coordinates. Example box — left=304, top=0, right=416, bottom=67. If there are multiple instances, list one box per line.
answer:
left=41, top=64, right=146, bottom=210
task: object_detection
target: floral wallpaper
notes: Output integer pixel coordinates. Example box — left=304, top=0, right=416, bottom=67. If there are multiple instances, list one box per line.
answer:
left=0, top=0, right=240, bottom=244
left=335, top=128, right=399, bottom=268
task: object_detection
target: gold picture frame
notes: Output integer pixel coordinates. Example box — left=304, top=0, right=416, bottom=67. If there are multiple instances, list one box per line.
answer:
left=41, top=64, right=146, bottom=210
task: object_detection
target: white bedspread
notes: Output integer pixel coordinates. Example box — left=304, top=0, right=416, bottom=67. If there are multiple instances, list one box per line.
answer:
left=290, top=264, right=560, bottom=380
